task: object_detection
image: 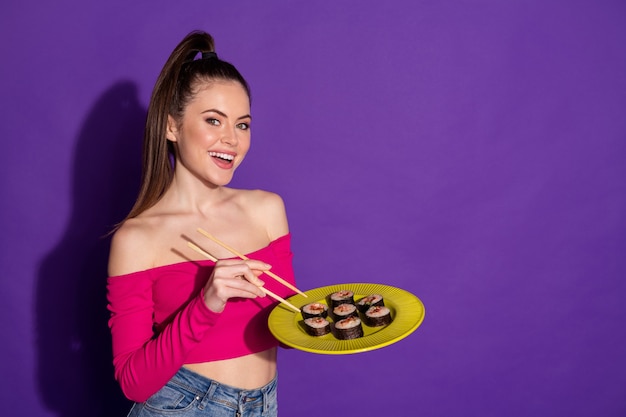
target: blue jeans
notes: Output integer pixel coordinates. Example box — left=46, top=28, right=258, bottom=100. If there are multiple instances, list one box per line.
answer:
left=126, top=367, right=278, bottom=417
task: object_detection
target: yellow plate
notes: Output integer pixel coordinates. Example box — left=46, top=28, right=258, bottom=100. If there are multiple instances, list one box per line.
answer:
left=268, top=283, right=425, bottom=354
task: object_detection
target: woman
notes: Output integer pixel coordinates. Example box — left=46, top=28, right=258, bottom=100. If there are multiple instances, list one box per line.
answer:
left=107, top=30, right=296, bottom=417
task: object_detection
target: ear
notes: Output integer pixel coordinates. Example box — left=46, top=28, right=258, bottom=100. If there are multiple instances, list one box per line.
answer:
left=166, top=115, right=179, bottom=142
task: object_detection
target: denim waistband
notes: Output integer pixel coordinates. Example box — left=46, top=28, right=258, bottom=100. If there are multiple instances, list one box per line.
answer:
left=170, top=366, right=277, bottom=414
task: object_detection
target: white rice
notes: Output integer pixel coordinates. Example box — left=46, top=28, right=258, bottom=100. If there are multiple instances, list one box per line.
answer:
left=304, top=317, right=330, bottom=328
left=365, top=306, right=390, bottom=318
left=335, top=316, right=362, bottom=330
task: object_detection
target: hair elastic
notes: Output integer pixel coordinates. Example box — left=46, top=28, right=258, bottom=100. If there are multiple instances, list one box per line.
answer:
left=201, top=51, right=218, bottom=60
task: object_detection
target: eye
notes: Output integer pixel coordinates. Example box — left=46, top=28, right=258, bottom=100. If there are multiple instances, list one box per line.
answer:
left=206, top=118, right=220, bottom=126
left=236, top=122, right=250, bottom=131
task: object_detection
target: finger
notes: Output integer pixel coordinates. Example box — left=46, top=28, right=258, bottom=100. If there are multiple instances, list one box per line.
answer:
left=243, top=259, right=272, bottom=271
left=214, top=260, right=267, bottom=287
left=240, top=270, right=265, bottom=291
left=220, top=274, right=266, bottom=298
left=204, top=279, right=263, bottom=312
left=216, top=259, right=272, bottom=271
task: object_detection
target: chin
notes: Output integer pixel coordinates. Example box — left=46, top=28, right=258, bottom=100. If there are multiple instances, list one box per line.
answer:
left=209, top=175, right=235, bottom=187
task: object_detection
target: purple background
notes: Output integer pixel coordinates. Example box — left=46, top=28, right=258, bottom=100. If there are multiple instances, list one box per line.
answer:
left=2, top=1, right=625, bottom=416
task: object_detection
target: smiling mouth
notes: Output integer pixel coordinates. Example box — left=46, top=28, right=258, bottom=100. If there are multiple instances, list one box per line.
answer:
left=209, top=151, right=234, bottom=162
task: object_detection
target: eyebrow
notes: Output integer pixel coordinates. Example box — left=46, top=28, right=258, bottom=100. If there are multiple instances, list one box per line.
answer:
left=201, top=108, right=251, bottom=120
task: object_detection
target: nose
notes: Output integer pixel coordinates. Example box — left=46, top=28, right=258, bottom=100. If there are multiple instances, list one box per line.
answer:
left=220, top=124, right=239, bottom=146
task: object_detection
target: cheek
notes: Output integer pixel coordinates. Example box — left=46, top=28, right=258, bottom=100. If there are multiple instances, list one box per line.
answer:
left=238, top=132, right=251, bottom=150
left=236, top=140, right=251, bottom=164
left=242, top=138, right=251, bottom=151
left=237, top=147, right=250, bottom=163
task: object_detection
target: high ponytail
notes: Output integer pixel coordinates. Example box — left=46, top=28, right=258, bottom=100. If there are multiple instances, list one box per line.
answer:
left=119, top=30, right=250, bottom=223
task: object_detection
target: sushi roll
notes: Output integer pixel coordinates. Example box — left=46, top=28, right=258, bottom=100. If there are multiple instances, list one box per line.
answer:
left=334, top=316, right=364, bottom=340
left=356, top=294, right=385, bottom=313
left=332, top=303, right=359, bottom=321
left=363, top=305, right=392, bottom=327
left=329, top=290, right=355, bottom=308
left=301, top=302, right=329, bottom=319
left=303, top=317, right=331, bottom=336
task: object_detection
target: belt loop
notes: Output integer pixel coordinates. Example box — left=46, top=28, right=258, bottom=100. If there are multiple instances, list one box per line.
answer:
left=198, top=379, right=219, bottom=410
left=262, top=384, right=269, bottom=414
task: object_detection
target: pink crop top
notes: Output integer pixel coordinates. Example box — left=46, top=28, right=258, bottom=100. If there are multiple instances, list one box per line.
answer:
left=106, top=234, right=296, bottom=402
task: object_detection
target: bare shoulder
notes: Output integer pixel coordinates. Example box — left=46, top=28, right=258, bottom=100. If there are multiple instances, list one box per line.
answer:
left=108, top=217, right=159, bottom=276
left=236, top=189, right=289, bottom=240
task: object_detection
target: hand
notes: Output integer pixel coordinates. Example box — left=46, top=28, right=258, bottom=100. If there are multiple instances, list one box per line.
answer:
left=202, top=259, right=271, bottom=313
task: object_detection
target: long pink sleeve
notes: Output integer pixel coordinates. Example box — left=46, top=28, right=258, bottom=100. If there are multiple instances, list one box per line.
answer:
left=107, top=272, right=220, bottom=402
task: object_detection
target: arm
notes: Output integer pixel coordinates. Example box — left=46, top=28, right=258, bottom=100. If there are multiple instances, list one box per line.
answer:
left=107, top=277, right=219, bottom=402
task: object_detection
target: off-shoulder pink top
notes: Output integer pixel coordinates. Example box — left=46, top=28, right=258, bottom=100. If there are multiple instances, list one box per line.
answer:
left=106, top=234, right=296, bottom=402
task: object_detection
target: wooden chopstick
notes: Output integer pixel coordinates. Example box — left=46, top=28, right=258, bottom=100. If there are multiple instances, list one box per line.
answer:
left=196, top=228, right=307, bottom=298
left=187, top=241, right=220, bottom=262
left=186, top=241, right=301, bottom=313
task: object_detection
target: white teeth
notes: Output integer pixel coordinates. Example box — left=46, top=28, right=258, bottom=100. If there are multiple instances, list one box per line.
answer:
left=209, top=151, right=234, bottom=161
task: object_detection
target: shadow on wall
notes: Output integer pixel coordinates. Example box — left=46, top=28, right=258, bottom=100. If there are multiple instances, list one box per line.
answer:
left=36, top=82, right=145, bottom=417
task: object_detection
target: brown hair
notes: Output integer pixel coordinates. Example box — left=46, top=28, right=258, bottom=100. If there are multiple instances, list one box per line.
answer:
left=120, top=30, right=250, bottom=224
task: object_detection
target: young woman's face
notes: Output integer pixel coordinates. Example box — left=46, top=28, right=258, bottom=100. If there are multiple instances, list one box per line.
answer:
left=167, top=80, right=251, bottom=187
